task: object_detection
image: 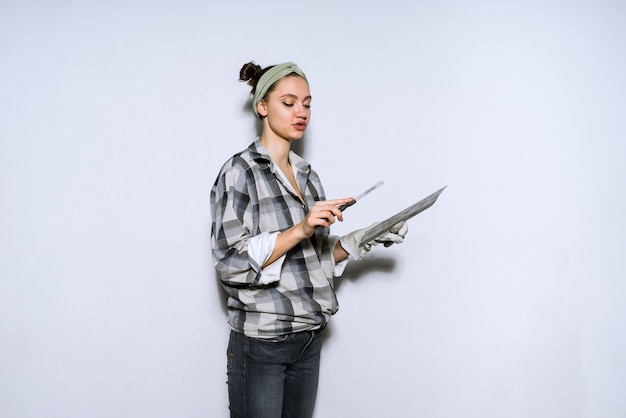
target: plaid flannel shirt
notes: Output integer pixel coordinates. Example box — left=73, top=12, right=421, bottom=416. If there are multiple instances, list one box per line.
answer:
left=210, top=139, right=339, bottom=337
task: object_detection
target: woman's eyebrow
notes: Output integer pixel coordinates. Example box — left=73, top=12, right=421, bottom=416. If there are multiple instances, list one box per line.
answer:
left=279, top=93, right=312, bottom=101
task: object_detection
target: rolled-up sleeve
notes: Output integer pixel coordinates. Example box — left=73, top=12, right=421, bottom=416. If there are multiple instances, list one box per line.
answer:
left=248, top=232, right=284, bottom=285
left=211, top=161, right=265, bottom=287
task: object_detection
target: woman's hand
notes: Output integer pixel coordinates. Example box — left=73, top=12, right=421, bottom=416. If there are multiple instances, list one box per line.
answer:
left=299, top=197, right=354, bottom=238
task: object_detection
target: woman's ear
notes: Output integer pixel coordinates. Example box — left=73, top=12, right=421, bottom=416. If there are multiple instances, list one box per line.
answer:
left=257, top=100, right=267, bottom=118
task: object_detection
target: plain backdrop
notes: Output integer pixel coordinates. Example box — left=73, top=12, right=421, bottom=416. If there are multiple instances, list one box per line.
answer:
left=1, top=1, right=625, bottom=417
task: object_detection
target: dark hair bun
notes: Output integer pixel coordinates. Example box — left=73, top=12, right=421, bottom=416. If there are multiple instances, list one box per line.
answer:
left=239, top=61, right=263, bottom=87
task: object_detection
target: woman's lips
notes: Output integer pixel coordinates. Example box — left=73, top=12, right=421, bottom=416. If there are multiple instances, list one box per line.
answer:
left=293, top=122, right=307, bottom=131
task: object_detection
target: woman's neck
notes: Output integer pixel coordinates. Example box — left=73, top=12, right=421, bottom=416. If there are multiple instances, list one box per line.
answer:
left=261, top=134, right=303, bottom=202
left=261, top=134, right=292, bottom=170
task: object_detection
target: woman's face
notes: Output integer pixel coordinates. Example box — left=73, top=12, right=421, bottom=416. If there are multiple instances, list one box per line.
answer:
left=258, top=75, right=311, bottom=142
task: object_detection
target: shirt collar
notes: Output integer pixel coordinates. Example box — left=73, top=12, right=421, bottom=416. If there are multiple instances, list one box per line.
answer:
left=249, top=138, right=310, bottom=175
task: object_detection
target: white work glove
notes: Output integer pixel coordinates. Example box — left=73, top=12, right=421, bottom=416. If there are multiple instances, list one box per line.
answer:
left=339, top=221, right=408, bottom=259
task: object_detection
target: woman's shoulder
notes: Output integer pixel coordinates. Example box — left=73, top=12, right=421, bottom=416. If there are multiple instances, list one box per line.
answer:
left=214, top=141, right=270, bottom=183
left=221, top=144, right=262, bottom=168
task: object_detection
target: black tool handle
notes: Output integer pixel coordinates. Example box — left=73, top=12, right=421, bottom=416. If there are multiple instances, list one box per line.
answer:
left=337, top=199, right=357, bottom=212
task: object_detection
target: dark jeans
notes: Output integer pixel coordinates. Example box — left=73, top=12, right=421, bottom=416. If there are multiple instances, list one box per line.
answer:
left=226, top=328, right=324, bottom=418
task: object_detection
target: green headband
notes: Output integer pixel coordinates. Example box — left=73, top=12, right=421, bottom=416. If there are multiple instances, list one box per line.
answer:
left=252, top=62, right=308, bottom=118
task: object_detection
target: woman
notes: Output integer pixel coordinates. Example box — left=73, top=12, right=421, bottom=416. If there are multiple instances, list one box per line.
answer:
left=210, top=61, right=408, bottom=418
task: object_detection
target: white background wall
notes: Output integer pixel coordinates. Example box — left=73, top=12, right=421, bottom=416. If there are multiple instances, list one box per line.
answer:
left=1, top=1, right=625, bottom=417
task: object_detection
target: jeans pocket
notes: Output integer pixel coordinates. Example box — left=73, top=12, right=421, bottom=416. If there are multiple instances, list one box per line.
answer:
left=255, top=334, right=289, bottom=344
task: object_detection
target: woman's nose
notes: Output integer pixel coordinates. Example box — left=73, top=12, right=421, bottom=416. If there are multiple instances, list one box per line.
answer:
left=295, top=104, right=308, bottom=118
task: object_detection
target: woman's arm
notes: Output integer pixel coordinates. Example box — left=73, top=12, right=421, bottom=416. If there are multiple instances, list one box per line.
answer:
left=262, top=197, right=354, bottom=268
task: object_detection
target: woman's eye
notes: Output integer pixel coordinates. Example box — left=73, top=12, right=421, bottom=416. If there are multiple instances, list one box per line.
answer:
left=283, top=102, right=294, bottom=107
left=304, top=104, right=311, bottom=109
